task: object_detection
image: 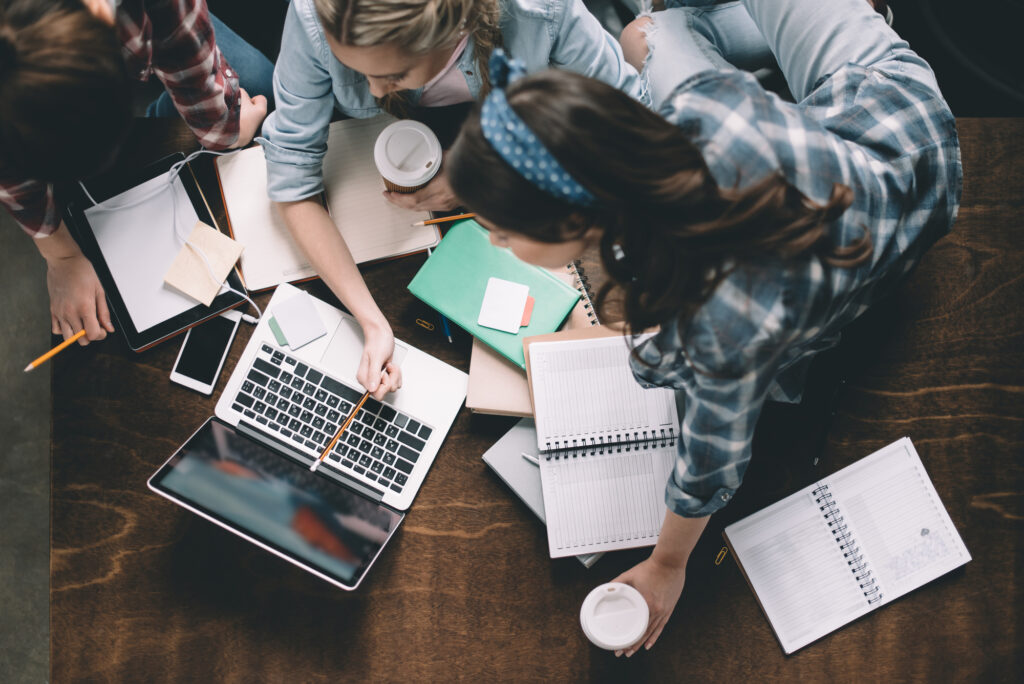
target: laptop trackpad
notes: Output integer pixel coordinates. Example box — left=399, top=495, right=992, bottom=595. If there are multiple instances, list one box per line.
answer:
left=319, top=316, right=409, bottom=382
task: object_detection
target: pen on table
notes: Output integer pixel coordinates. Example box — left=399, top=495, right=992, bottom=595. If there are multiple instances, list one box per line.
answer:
left=310, top=389, right=371, bottom=472
left=521, top=452, right=540, bottom=466
left=411, top=212, right=476, bottom=227
left=425, top=247, right=453, bottom=343
left=24, top=329, right=87, bottom=372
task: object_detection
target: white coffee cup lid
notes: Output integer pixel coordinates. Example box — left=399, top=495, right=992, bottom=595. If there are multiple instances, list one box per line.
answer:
left=579, top=582, right=649, bottom=651
left=373, top=120, right=442, bottom=187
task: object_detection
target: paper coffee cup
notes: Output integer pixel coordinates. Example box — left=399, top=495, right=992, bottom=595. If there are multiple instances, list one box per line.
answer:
left=579, top=582, right=650, bottom=651
left=373, top=120, right=442, bottom=193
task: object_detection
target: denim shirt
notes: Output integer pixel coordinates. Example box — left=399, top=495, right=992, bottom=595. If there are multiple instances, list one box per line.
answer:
left=260, top=0, right=643, bottom=202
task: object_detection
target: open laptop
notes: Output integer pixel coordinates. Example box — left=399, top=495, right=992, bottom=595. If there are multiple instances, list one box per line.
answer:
left=148, top=283, right=468, bottom=589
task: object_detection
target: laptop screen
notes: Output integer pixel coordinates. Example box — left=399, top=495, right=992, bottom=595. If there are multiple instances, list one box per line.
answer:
left=149, top=419, right=404, bottom=589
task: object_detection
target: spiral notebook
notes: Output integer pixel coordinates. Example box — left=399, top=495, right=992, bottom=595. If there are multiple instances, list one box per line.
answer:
left=723, top=437, right=971, bottom=654
left=466, top=260, right=599, bottom=416
left=524, top=330, right=679, bottom=558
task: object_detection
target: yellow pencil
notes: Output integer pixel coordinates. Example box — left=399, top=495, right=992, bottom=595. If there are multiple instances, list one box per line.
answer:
left=24, top=329, right=87, bottom=372
left=411, top=212, right=476, bottom=227
left=309, top=390, right=371, bottom=472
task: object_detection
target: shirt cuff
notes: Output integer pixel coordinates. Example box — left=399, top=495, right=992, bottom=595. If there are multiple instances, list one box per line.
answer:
left=258, top=137, right=326, bottom=202
left=664, top=481, right=735, bottom=518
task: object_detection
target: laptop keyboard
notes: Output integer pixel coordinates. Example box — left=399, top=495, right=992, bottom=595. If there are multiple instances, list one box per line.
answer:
left=230, top=343, right=434, bottom=495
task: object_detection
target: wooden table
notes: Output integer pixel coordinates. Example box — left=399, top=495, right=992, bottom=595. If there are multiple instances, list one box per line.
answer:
left=51, top=119, right=1023, bottom=682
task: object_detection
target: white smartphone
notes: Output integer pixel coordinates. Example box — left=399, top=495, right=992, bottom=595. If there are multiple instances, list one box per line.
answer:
left=169, top=310, right=242, bottom=395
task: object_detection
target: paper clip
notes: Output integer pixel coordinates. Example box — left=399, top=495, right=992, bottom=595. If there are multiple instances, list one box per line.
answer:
left=715, top=547, right=728, bottom=566
left=415, top=318, right=435, bottom=331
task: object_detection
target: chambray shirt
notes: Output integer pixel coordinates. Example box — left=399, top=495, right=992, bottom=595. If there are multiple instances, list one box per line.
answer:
left=260, top=0, right=643, bottom=202
left=630, top=49, right=962, bottom=517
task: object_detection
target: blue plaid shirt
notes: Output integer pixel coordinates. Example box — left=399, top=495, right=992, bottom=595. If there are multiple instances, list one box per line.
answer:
left=630, top=53, right=962, bottom=517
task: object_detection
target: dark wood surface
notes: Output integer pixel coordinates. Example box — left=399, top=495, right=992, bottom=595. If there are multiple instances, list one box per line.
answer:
left=51, top=118, right=1023, bottom=682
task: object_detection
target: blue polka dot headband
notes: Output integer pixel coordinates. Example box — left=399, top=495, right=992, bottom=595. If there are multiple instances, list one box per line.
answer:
left=480, top=50, right=597, bottom=207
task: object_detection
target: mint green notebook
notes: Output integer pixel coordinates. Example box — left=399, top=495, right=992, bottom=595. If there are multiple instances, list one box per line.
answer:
left=408, top=220, right=580, bottom=369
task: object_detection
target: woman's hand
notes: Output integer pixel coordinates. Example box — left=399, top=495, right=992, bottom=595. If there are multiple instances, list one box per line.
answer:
left=42, top=235, right=114, bottom=345
left=234, top=87, right=268, bottom=148
left=610, top=555, right=687, bottom=657
left=383, top=164, right=460, bottom=212
left=358, top=319, right=403, bottom=400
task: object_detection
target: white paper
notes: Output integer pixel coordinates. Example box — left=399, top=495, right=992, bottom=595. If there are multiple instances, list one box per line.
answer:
left=477, top=277, right=529, bottom=333
left=272, top=292, right=328, bottom=350
left=85, top=171, right=203, bottom=332
left=528, top=334, right=678, bottom=450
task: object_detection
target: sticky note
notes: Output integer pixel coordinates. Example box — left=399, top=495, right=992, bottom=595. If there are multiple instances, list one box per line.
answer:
left=272, top=292, right=327, bottom=350
left=478, top=277, right=529, bottom=334
left=268, top=316, right=288, bottom=346
left=163, top=221, right=244, bottom=306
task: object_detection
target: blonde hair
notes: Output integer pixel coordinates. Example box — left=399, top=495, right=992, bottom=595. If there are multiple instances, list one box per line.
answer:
left=313, top=0, right=502, bottom=113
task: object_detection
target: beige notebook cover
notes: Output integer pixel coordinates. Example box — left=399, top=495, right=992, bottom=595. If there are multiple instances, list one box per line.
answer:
left=215, top=114, right=438, bottom=292
left=466, top=262, right=598, bottom=416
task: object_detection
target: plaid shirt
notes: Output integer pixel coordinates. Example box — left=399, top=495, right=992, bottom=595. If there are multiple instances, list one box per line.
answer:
left=631, top=54, right=962, bottom=518
left=0, top=0, right=239, bottom=238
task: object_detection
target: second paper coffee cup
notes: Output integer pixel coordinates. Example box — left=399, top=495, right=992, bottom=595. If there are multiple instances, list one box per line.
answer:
left=373, top=120, right=442, bottom=193
left=579, top=582, right=649, bottom=651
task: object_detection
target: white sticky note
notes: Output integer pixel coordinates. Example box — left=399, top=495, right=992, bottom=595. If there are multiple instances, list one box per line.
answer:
left=272, top=292, right=328, bottom=350
left=478, top=277, right=529, bottom=334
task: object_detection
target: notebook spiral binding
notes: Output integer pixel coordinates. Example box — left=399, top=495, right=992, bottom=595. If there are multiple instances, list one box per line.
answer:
left=568, top=260, right=599, bottom=326
left=543, top=427, right=676, bottom=459
left=813, top=484, right=883, bottom=605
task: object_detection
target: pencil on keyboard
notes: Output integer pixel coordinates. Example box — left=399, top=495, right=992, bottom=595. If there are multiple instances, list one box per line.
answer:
left=411, top=212, right=476, bottom=227
left=310, top=390, right=371, bottom=472
left=24, top=329, right=87, bottom=372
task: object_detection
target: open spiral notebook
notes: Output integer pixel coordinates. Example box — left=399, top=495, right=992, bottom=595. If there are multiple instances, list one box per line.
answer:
left=524, top=329, right=679, bottom=558
left=723, top=437, right=971, bottom=654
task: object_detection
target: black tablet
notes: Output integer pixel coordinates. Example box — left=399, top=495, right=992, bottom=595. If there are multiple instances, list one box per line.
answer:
left=65, top=153, right=246, bottom=352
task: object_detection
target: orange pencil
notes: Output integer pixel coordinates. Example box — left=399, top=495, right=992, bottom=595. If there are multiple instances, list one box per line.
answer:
left=411, top=212, right=476, bottom=227
left=24, top=329, right=87, bottom=372
left=309, top=390, right=371, bottom=472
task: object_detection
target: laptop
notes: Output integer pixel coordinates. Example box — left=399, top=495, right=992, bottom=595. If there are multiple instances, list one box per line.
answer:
left=148, top=283, right=468, bottom=589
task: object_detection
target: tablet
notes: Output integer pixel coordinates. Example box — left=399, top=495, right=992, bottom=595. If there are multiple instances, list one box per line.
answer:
left=65, top=153, right=247, bottom=352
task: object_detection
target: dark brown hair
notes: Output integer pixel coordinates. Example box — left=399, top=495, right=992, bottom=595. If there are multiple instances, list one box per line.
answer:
left=447, top=69, right=870, bottom=336
left=0, top=0, right=131, bottom=182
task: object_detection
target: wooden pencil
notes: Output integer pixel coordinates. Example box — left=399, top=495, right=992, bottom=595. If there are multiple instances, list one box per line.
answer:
left=411, top=212, right=476, bottom=227
left=309, top=390, right=371, bottom=472
left=24, top=330, right=87, bottom=372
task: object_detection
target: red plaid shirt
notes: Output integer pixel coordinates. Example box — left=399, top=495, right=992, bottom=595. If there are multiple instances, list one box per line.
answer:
left=0, top=0, right=240, bottom=237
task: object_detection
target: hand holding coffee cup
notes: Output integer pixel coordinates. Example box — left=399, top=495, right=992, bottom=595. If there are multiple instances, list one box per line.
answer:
left=374, top=120, right=442, bottom=193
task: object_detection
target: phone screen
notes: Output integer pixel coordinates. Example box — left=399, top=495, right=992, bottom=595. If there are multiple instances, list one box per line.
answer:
left=175, top=316, right=237, bottom=384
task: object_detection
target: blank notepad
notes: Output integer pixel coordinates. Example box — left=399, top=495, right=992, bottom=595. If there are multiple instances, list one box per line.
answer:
left=724, top=438, right=971, bottom=654
left=528, top=333, right=680, bottom=557
left=216, top=115, right=438, bottom=291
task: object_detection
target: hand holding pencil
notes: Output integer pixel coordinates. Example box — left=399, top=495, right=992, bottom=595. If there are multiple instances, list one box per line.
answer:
left=24, top=330, right=87, bottom=372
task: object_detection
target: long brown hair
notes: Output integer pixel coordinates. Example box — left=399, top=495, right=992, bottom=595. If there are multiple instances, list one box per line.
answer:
left=447, top=69, right=870, bottom=336
left=0, top=0, right=130, bottom=182
left=313, top=0, right=502, bottom=117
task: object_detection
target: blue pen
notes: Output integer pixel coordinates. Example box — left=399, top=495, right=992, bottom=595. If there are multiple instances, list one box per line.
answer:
left=426, top=247, right=454, bottom=343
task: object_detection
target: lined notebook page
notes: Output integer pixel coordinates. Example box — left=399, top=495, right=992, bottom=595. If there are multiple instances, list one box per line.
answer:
left=539, top=443, right=675, bottom=557
left=216, top=146, right=314, bottom=291
left=827, top=438, right=971, bottom=604
left=725, top=438, right=970, bottom=653
left=723, top=484, right=873, bottom=653
left=322, top=116, right=438, bottom=262
left=529, top=334, right=678, bottom=450
left=216, top=115, right=438, bottom=291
